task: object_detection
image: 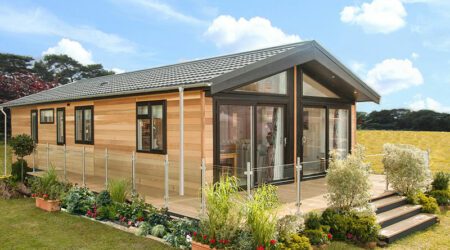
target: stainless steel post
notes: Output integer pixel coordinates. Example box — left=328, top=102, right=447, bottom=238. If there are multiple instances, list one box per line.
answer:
left=82, top=146, right=85, bottom=186
left=46, top=143, right=49, bottom=170
left=296, top=157, right=302, bottom=215
left=63, top=144, right=66, bottom=182
left=245, top=162, right=252, bottom=199
left=32, top=148, right=35, bottom=173
left=164, top=154, right=169, bottom=208
left=201, top=158, right=206, bottom=215
left=1, top=107, right=7, bottom=176
left=132, top=151, right=136, bottom=192
left=105, top=148, right=108, bottom=187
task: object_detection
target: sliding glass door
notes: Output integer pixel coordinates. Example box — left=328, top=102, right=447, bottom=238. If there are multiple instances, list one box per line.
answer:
left=302, top=107, right=326, bottom=175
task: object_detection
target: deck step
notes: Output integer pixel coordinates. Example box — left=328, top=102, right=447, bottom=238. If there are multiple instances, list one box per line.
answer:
left=370, top=191, right=397, bottom=202
left=379, top=213, right=438, bottom=243
left=372, top=195, right=407, bottom=214
left=376, top=204, right=422, bottom=228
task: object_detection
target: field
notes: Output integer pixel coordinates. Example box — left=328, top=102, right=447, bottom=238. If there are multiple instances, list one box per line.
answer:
left=357, top=130, right=450, bottom=174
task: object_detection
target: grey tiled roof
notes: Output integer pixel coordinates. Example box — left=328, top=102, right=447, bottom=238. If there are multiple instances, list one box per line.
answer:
left=2, top=41, right=310, bottom=107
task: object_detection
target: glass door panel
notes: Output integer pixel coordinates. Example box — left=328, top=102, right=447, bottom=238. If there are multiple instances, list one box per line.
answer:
left=302, top=107, right=326, bottom=175
left=329, top=108, right=349, bottom=158
left=255, top=106, right=285, bottom=184
left=219, top=105, right=252, bottom=186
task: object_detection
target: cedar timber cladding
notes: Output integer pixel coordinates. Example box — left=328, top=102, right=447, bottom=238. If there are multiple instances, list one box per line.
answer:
left=11, top=90, right=213, bottom=196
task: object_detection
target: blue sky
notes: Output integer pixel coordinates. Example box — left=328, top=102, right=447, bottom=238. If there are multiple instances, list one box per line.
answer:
left=0, top=0, right=449, bottom=113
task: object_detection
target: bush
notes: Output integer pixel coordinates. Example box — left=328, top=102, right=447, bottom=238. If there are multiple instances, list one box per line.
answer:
left=29, top=166, right=69, bottom=200
left=136, top=222, right=152, bottom=236
left=429, top=190, right=450, bottom=206
left=348, top=216, right=379, bottom=243
left=304, top=211, right=322, bottom=230
left=164, top=218, right=199, bottom=248
left=302, top=229, right=328, bottom=245
left=151, top=224, right=166, bottom=238
left=418, top=192, right=439, bottom=213
left=11, top=159, right=32, bottom=182
left=108, top=178, right=131, bottom=203
left=382, top=143, right=432, bottom=195
left=278, top=233, right=312, bottom=250
left=276, top=214, right=305, bottom=238
left=326, top=145, right=372, bottom=211
left=432, top=172, right=449, bottom=191
left=148, top=208, right=171, bottom=227
left=96, top=203, right=119, bottom=221
left=9, top=134, right=35, bottom=182
left=96, top=190, right=111, bottom=207
left=61, top=186, right=95, bottom=214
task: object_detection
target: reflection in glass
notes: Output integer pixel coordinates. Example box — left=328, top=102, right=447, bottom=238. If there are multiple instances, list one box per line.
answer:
left=329, top=109, right=349, bottom=158
left=235, top=71, right=287, bottom=94
left=302, top=107, right=326, bottom=175
left=31, top=111, right=38, bottom=142
left=303, top=73, right=339, bottom=98
left=75, top=109, right=83, bottom=141
left=137, top=119, right=151, bottom=151
left=57, top=110, right=64, bottom=144
left=84, top=109, right=92, bottom=141
left=151, top=105, right=163, bottom=150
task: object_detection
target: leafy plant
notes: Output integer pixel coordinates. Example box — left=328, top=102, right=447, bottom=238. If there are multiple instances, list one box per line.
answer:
left=61, top=186, right=95, bottom=214
left=9, top=134, right=35, bottom=182
left=246, top=183, right=279, bottom=248
left=148, top=208, right=171, bottom=227
left=302, top=229, right=328, bottom=245
left=278, top=233, right=312, bottom=250
left=429, top=190, right=450, bottom=206
left=151, top=224, right=166, bottom=238
left=29, top=165, right=68, bottom=200
left=276, top=214, right=305, bottom=238
left=164, top=218, right=199, bottom=248
left=418, top=192, right=439, bottom=213
left=326, top=145, right=372, bottom=211
left=11, top=159, right=32, bottom=182
left=96, top=203, right=119, bottom=221
left=96, top=190, right=111, bottom=207
left=382, top=143, right=432, bottom=195
left=304, top=211, right=322, bottom=230
left=107, top=178, right=131, bottom=203
left=432, top=172, right=449, bottom=191
left=129, top=193, right=150, bottom=223
left=135, top=221, right=152, bottom=236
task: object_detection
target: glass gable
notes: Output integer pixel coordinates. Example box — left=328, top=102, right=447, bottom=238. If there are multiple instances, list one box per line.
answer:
left=235, top=71, right=287, bottom=94
left=303, top=73, right=339, bottom=98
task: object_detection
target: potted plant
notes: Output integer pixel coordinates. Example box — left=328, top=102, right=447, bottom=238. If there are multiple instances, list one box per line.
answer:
left=30, top=166, right=67, bottom=212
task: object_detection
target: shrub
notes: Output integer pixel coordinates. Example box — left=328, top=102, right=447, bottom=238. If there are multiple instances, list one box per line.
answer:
left=148, top=208, right=171, bottom=227
left=246, top=183, right=279, bottom=247
left=302, top=229, right=328, bottom=245
left=418, top=192, right=439, bottom=213
left=108, top=178, right=131, bottom=203
left=321, top=211, right=379, bottom=243
left=382, top=143, right=432, bottom=195
left=304, top=211, right=322, bottom=230
left=129, top=193, right=150, bottom=223
left=164, top=218, right=199, bottom=248
left=136, top=222, right=152, bottom=236
left=278, top=233, right=312, bottom=250
left=96, top=190, right=111, bottom=207
left=429, top=190, right=450, bottom=206
left=9, top=134, right=35, bottom=182
left=326, top=145, right=372, bottom=211
left=61, top=186, right=95, bottom=214
left=348, top=216, right=379, bottom=243
left=432, top=172, right=449, bottom=191
left=97, top=203, right=119, bottom=221
left=11, top=159, right=32, bottom=182
left=276, top=214, right=305, bottom=238
left=29, top=166, right=68, bottom=200
left=151, top=224, right=166, bottom=238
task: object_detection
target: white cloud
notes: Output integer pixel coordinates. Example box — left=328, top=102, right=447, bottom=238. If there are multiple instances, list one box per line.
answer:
left=409, top=96, right=450, bottom=113
left=204, top=15, right=301, bottom=52
left=411, top=52, right=419, bottom=59
left=43, top=39, right=94, bottom=65
left=350, top=62, right=367, bottom=75
left=111, top=68, right=126, bottom=74
left=124, top=0, right=205, bottom=25
left=340, top=0, right=407, bottom=34
left=0, top=5, right=134, bottom=53
left=365, top=58, right=423, bottom=95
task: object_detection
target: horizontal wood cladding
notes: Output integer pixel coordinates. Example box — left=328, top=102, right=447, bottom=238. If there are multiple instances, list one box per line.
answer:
left=10, top=90, right=211, bottom=196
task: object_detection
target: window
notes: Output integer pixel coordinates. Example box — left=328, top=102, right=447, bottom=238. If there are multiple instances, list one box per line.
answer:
left=235, top=71, right=287, bottom=94
left=40, top=109, right=54, bottom=124
left=329, top=108, right=349, bottom=158
left=303, top=73, right=339, bottom=98
left=56, top=108, right=65, bottom=145
left=136, top=101, right=166, bottom=154
left=75, top=106, right=94, bottom=144
left=31, top=110, right=38, bottom=142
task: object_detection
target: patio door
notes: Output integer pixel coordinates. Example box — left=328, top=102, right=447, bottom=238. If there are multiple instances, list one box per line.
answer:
left=301, top=106, right=327, bottom=176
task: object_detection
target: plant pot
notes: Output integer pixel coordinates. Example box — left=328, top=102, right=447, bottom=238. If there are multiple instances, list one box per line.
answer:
left=35, top=197, right=60, bottom=212
left=191, top=240, right=216, bottom=250
left=312, top=244, right=327, bottom=250
left=364, top=241, right=377, bottom=249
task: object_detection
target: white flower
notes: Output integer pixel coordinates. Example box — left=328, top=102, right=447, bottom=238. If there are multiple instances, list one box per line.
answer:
left=186, top=235, right=192, bottom=242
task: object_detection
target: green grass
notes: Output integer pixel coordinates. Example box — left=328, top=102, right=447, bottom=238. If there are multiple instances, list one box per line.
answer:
left=0, top=198, right=172, bottom=249
left=357, top=130, right=450, bottom=174
left=0, top=140, right=12, bottom=176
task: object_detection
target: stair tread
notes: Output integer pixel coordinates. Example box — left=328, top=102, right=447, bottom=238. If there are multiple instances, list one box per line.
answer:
left=380, top=213, right=437, bottom=238
left=370, top=191, right=397, bottom=201
left=376, top=204, right=422, bottom=224
left=372, top=196, right=407, bottom=209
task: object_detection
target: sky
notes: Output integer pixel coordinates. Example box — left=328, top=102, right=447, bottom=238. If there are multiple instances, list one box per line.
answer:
left=0, top=0, right=449, bottom=113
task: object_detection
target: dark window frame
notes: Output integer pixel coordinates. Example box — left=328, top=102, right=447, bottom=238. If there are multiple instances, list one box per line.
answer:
left=136, top=100, right=167, bottom=154
left=74, top=105, right=94, bottom=145
left=39, top=108, right=54, bottom=124
left=30, top=109, right=38, bottom=143
left=56, top=107, right=66, bottom=145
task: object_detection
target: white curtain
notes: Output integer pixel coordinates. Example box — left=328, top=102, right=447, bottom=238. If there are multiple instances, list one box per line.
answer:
left=274, top=108, right=284, bottom=180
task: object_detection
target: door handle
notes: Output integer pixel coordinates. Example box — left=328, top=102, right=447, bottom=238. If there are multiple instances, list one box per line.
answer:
left=302, top=135, right=307, bottom=145
left=284, top=137, right=287, bottom=147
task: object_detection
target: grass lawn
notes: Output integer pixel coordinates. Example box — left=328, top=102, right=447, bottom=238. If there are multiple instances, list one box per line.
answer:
left=0, top=198, right=173, bottom=249
left=0, top=140, right=12, bottom=175
left=357, top=130, right=450, bottom=174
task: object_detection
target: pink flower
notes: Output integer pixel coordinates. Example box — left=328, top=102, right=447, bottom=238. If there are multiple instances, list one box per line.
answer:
left=347, top=233, right=352, bottom=239
left=128, top=221, right=132, bottom=226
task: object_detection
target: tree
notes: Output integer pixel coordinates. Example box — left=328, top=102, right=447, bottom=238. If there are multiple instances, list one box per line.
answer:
left=80, top=64, right=114, bottom=79
left=9, top=134, right=35, bottom=182
left=0, top=53, right=33, bottom=75
left=0, top=70, right=56, bottom=103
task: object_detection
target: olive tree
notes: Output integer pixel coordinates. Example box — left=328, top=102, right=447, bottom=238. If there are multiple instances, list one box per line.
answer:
left=9, top=134, right=35, bottom=182
left=326, top=144, right=372, bottom=211
left=382, top=143, right=432, bottom=195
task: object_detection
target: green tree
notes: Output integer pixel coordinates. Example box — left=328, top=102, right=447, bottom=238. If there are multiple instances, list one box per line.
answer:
left=81, top=64, right=114, bottom=79
left=0, top=53, right=34, bottom=75
left=9, top=134, right=35, bottom=182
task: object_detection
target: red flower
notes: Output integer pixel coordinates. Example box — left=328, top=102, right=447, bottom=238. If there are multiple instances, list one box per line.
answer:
left=257, top=245, right=264, bottom=250
left=193, top=232, right=197, bottom=236
left=224, top=240, right=228, bottom=245
left=210, top=239, right=216, bottom=244
left=138, top=217, right=143, bottom=221
left=270, top=240, right=276, bottom=245
left=53, top=196, right=57, bottom=200
left=220, top=240, right=224, bottom=243
left=328, top=234, right=332, bottom=239
left=203, top=235, right=207, bottom=239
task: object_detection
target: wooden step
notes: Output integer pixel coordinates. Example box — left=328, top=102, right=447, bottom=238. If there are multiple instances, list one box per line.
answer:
left=379, top=213, right=438, bottom=243
left=372, top=195, right=407, bottom=214
left=376, top=204, right=422, bottom=228
left=370, top=191, right=397, bottom=202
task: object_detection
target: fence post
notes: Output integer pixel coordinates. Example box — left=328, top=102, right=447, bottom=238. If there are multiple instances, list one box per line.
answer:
left=105, top=148, right=108, bottom=188
left=63, top=144, right=66, bottom=182
left=46, top=143, right=49, bottom=170
left=245, top=162, right=252, bottom=199
left=296, top=157, right=302, bottom=215
left=164, top=154, right=169, bottom=209
left=385, top=169, right=389, bottom=192
left=132, top=151, right=136, bottom=192
left=32, top=148, right=35, bottom=173
left=201, top=158, right=206, bottom=216
left=82, top=146, right=85, bottom=187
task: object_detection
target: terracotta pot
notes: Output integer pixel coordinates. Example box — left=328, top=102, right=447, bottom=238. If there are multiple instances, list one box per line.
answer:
left=35, top=197, right=60, bottom=212
left=191, top=240, right=216, bottom=250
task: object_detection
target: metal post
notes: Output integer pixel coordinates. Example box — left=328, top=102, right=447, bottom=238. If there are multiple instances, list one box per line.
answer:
left=1, top=107, right=7, bottom=176
left=132, top=151, right=136, bottom=192
left=385, top=169, right=389, bottom=192
left=201, top=158, right=206, bottom=215
left=296, top=157, right=302, bottom=215
left=245, top=162, right=252, bottom=199
left=32, top=148, right=35, bottom=173
left=46, top=143, right=49, bottom=170
left=105, top=148, right=108, bottom=187
left=164, top=154, right=169, bottom=208
left=63, top=144, right=66, bottom=182
left=82, top=146, right=85, bottom=186
left=178, top=87, right=184, bottom=196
